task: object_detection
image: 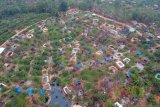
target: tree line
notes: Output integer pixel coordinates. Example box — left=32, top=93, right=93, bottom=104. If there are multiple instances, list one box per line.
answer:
left=0, top=0, right=159, bottom=25
left=0, top=0, right=68, bottom=18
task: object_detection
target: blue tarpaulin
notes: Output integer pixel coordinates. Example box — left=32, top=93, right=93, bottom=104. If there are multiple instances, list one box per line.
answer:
left=105, top=57, right=110, bottom=61
left=16, top=87, right=21, bottom=93
left=59, top=63, right=64, bottom=67
left=101, top=47, right=106, bottom=51
left=127, top=71, right=132, bottom=77
left=137, top=51, right=142, bottom=56
left=99, top=59, right=105, bottom=64
left=77, top=63, right=83, bottom=68
left=39, top=89, right=45, bottom=95
left=27, top=88, right=32, bottom=95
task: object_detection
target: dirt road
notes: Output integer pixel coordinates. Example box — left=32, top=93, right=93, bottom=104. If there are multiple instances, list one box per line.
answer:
left=0, top=18, right=49, bottom=47
left=95, top=14, right=143, bottom=36
left=1, top=26, right=30, bottom=47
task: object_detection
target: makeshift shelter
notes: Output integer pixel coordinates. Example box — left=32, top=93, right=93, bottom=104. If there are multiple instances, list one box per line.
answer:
left=105, top=57, right=110, bottom=61
left=0, top=47, right=5, bottom=54
left=77, top=63, right=83, bottom=68
left=123, top=58, right=131, bottom=64
left=101, top=47, right=106, bottom=52
left=114, top=102, right=123, bottom=107
left=99, top=58, right=105, bottom=64
left=27, top=88, right=32, bottom=95
left=137, top=51, right=142, bottom=56
left=39, top=89, right=45, bottom=95
left=70, top=18, right=75, bottom=25
left=96, top=50, right=103, bottom=55
left=136, top=63, right=144, bottom=71
left=58, top=63, right=64, bottom=67
left=129, top=28, right=136, bottom=33
left=16, top=87, right=21, bottom=93
left=127, top=71, right=132, bottom=77
left=63, top=86, right=71, bottom=94
left=15, top=35, right=22, bottom=39
left=155, top=73, right=160, bottom=80
left=86, top=49, right=92, bottom=56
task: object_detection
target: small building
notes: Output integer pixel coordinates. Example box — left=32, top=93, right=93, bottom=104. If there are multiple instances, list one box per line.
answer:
left=105, top=57, right=110, bottom=61
left=119, top=44, right=125, bottom=49
left=136, top=63, right=144, bottom=71
left=26, top=34, right=34, bottom=38
left=63, top=86, right=71, bottom=94
left=131, top=37, right=139, bottom=42
left=16, top=87, right=21, bottom=93
left=109, top=66, right=118, bottom=73
left=43, top=83, right=51, bottom=90
left=129, top=28, right=136, bottom=33
left=99, top=58, right=105, bottom=64
left=73, top=79, right=84, bottom=96
left=123, top=58, right=131, bottom=64
left=96, top=50, right=103, bottom=55
left=68, top=66, right=74, bottom=71
left=116, top=61, right=125, bottom=68
left=42, top=27, right=48, bottom=33
left=114, top=102, right=123, bottom=107
left=58, top=63, right=64, bottom=67
left=67, top=8, right=79, bottom=15
left=77, top=63, right=83, bottom=68
left=115, top=52, right=123, bottom=58
left=72, top=104, right=82, bottom=107
left=155, top=73, right=160, bottom=80
left=101, top=47, right=106, bottom=51
left=127, top=71, right=132, bottom=78
left=39, top=89, right=45, bottom=95
left=25, top=80, right=32, bottom=86
left=72, top=48, right=79, bottom=56
left=15, top=35, right=22, bottom=39
left=27, top=88, right=32, bottom=95
left=157, top=36, right=160, bottom=40
left=0, top=47, right=10, bottom=56
left=0, top=83, right=7, bottom=87
left=0, top=47, right=5, bottom=54
left=42, top=76, right=49, bottom=83
left=137, top=51, right=142, bottom=56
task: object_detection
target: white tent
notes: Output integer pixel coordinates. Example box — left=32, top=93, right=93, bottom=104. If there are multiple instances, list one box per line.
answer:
left=0, top=47, right=5, bottom=54
left=115, top=102, right=123, bottom=107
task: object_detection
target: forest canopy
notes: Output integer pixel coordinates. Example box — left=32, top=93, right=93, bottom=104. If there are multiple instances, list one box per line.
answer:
left=0, top=0, right=159, bottom=25
left=0, top=0, right=160, bottom=45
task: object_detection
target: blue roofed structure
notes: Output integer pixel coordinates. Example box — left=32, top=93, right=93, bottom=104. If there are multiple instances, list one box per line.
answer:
left=27, top=88, right=32, bottom=95
left=137, top=51, right=142, bottom=56
left=15, top=35, right=22, bottom=39
left=105, top=57, right=110, bottom=61
left=99, top=58, right=105, bottom=64
left=129, top=28, right=136, bottom=33
left=59, top=63, right=64, bottom=67
left=101, top=47, right=106, bottom=51
left=127, top=71, right=132, bottom=77
left=86, top=49, right=92, bottom=55
left=39, top=89, right=45, bottom=95
left=16, top=87, right=21, bottom=93
left=77, top=63, right=83, bottom=68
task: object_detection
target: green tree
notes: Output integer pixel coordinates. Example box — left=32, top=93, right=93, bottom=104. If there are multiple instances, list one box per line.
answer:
left=105, top=99, right=113, bottom=107
left=59, top=1, right=68, bottom=12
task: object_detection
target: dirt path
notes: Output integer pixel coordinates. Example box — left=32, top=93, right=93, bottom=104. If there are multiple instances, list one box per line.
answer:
left=95, top=14, right=143, bottom=37
left=1, top=26, right=31, bottom=47
left=0, top=18, right=49, bottom=47
left=28, top=60, right=34, bottom=77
